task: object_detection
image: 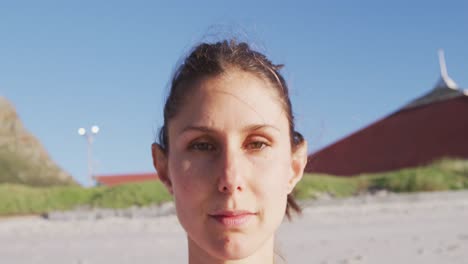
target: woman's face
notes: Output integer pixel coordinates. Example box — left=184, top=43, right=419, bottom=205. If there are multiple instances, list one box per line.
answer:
left=153, top=69, right=306, bottom=261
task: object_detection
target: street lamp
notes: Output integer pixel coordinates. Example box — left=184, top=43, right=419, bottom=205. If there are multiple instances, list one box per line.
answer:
left=78, top=125, right=99, bottom=187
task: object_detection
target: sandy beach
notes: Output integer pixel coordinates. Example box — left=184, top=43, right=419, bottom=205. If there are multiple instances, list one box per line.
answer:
left=1, top=190, right=467, bottom=264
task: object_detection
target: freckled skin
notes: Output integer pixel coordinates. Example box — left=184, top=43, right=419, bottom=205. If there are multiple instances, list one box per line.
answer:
left=152, top=69, right=307, bottom=264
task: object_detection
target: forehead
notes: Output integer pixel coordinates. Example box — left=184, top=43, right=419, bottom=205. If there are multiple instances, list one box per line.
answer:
left=201, top=69, right=280, bottom=101
left=171, top=70, right=288, bottom=131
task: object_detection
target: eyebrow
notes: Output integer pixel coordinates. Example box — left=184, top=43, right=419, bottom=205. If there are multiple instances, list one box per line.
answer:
left=180, top=124, right=281, bottom=135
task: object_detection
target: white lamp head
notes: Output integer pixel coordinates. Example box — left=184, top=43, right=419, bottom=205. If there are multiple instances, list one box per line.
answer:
left=91, top=125, right=100, bottom=134
left=78, top=128, right=86, bottom=136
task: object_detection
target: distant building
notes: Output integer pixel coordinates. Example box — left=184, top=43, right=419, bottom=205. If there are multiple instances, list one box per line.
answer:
left=94, top=172, right=158, bottom=186
left=305, top=50, right=468, bottom=176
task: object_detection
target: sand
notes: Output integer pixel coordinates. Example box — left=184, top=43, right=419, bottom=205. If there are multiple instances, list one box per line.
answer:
left=1, top=190, right=467, bottom=264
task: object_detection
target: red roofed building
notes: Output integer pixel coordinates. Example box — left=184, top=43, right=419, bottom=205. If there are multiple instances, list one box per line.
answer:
left=305, top=51, right=468, bottom=176
left=94, top=172, right=158, bottom=186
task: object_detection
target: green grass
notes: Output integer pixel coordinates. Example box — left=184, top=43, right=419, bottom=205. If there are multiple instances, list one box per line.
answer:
left=368, top=158, right=468, bottom=192
left=295, top=158, right=468, bottom=199
left=0, top=181, right=172, bottom=216
left=294, top=173, right=359, bottom=199
left=89, top=181, right=171, bottom=209
left=1, top=158, right=467, bottom=216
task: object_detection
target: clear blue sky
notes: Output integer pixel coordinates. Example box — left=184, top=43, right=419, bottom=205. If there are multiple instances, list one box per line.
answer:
left=2, top=1, right=467, bottom=186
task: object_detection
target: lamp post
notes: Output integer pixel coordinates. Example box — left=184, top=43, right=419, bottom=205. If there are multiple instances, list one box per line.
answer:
left=78, top=125, right=99, bottom=187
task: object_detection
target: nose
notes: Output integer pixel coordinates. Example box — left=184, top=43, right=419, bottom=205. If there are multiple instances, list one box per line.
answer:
left=217, top=147, right=244, bottom=193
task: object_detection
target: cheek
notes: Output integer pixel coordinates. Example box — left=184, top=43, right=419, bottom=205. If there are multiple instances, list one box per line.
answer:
left=168, top=154, right=214, bottom=206
left=248, top=151, right=292, bottom=207
left=167, top=155, right=212, bottom=232
left=250, top=148, right=291, bottom=186
left=248, top=155, right=290, bottom=233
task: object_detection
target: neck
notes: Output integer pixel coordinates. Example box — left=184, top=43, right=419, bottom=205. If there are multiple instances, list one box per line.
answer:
left=188, top=235, right=275, bottom=264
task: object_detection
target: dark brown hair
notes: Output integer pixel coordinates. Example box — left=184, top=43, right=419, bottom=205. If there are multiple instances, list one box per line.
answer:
left=158, top=39, right=304, bottom=219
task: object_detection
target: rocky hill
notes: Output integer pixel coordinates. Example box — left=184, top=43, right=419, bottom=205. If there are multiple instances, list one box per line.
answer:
left=0, top=96, right=77, bottom=186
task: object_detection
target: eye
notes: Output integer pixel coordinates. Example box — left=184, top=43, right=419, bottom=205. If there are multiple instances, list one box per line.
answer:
left=189, top=142, right=216, bottom=151
left=245, top=141, right=269, bottom=150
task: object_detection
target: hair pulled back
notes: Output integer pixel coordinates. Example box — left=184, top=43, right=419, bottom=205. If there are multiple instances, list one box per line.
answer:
left=158, top=39, right=304, bottom=219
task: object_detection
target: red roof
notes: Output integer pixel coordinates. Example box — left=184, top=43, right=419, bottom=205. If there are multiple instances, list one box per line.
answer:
left=94, top=173, right=159, bottom=186
left=305, top=95, right=468, bottom=176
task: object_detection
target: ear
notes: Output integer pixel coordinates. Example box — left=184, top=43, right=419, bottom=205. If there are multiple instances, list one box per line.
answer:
left=151, top=143, right=173, bottom=195
left=287, top=140, right=308, bottom=194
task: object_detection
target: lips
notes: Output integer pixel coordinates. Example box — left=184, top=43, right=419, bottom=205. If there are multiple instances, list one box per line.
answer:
left=209, top=210, right=256, bottom=227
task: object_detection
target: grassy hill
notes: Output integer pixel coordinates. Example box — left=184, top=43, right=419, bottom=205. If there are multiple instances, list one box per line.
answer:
left=295, top=158, right=468, bottom=199
left=0, top=97, right=76, bottom=186
left=0, top=181, right=170, bottom=216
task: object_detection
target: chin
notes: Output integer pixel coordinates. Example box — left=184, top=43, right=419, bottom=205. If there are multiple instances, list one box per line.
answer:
left=210, top=240, right=256, bottom=261
left=204, top=232, right=268, bottom=261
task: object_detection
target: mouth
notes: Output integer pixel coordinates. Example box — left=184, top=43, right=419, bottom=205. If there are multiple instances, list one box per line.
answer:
left=208, top=210, right=257, bottom=227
